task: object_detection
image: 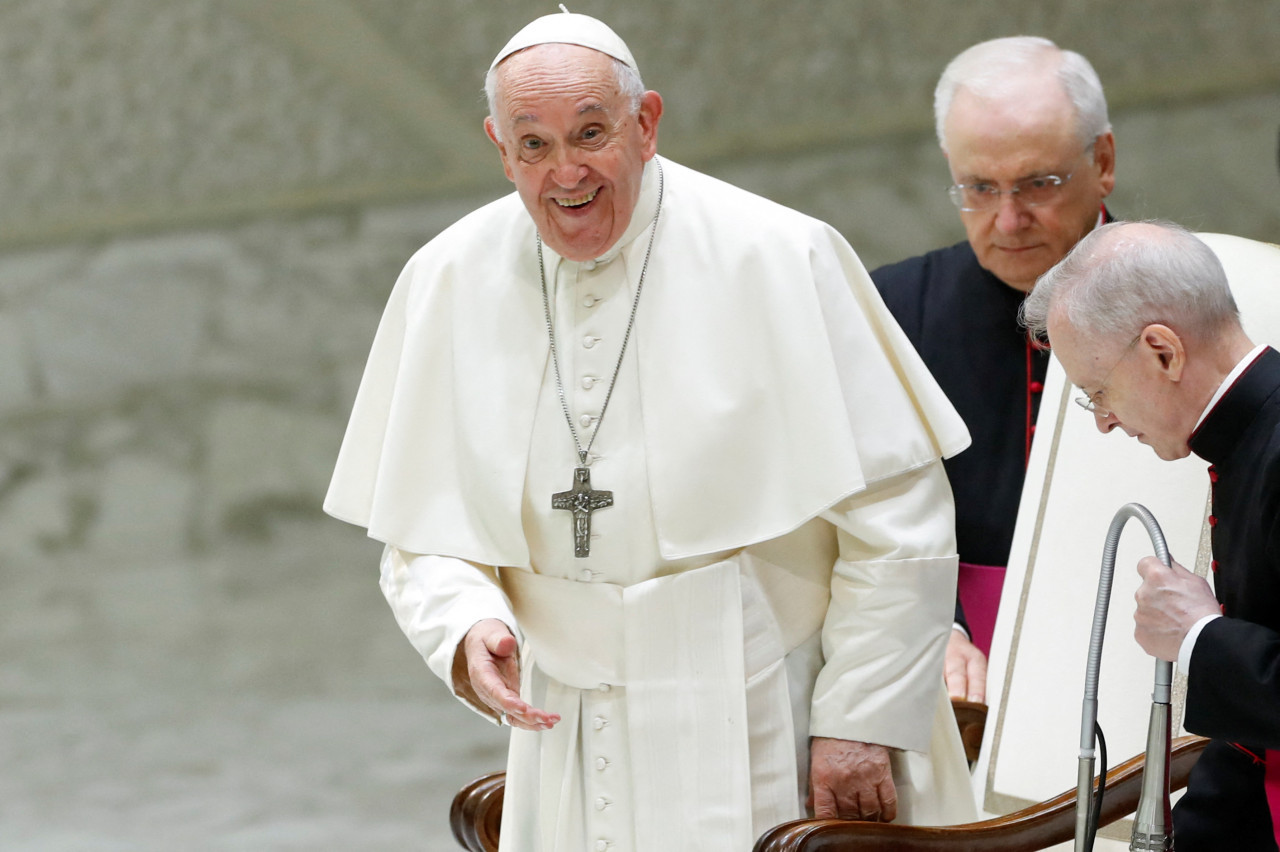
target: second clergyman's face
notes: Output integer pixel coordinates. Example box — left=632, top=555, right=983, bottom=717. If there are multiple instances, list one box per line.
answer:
left=944, top=81, right=1116, bottom=293
left=485, top=44, right=662, bottom=262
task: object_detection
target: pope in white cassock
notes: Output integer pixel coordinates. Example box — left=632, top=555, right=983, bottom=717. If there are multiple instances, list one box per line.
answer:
left=325, top=10, right=977, bottom=851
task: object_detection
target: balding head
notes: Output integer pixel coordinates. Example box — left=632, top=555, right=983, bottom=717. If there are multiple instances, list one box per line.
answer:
left=1023, top=221, right=1241, bottom=346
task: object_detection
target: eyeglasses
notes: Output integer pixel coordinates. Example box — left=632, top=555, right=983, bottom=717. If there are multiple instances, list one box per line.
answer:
left=1073, top=333, right=1141, bottom=416
left=947, top=172, right=1076, bottom=212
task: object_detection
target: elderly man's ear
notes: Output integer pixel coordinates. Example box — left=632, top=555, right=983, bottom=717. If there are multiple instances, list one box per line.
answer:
left=636, top=91, right=664, bottom=160
left=1091, top=131, right=1118, bottom=198
left=1140, top=324, right=1186, bottom=380
left=483, top=117, right=516, bottom=182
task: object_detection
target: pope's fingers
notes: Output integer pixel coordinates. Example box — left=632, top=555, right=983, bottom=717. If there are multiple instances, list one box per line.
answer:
left=485, top=629, right=520, bottom=659
left=476, top=678, right=560, bottom=730
left=849, top=792, right=875, bottom=821
left=472, top=671, right=560, bottom=729
left=811, top=783, right=837, bottom=819
left=809, top=738, right=897, bottom=822
left=878, top=777, right=899, bottom=822
left=461, top=621, right=560, bottom=729
left=499, top=702, right=561, bottom=731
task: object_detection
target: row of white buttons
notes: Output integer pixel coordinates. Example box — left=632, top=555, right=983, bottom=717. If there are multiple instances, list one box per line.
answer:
left=594, top=703, right=613, bottom=844
left=579, top=286, right=602, bottom=436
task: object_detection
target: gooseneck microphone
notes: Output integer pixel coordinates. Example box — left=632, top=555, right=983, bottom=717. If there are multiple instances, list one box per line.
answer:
left=1075, top=503, right=1175, bottom=852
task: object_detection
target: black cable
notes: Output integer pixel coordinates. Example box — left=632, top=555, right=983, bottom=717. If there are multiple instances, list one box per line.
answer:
left=1085, top=722, right=1109, bottom=851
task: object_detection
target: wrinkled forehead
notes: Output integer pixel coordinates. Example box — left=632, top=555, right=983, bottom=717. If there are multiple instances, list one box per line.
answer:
left=944, top=81, right=1081, bottom=174
left=491, top=44, right=622, bottom=119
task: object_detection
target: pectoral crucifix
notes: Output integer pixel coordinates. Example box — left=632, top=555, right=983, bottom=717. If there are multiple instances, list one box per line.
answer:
left=551, top=466, right=613, bottom=558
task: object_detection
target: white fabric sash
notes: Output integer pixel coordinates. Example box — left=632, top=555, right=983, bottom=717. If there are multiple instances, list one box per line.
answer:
left=502, top=556, right=817, bottom=849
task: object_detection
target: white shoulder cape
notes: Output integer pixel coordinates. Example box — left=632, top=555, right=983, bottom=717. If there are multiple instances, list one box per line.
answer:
left=324, top=158, right=970, bottom=564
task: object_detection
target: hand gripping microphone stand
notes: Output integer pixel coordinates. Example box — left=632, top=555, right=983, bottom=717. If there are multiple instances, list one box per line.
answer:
left=1075, top=503, right=1175, bottom=851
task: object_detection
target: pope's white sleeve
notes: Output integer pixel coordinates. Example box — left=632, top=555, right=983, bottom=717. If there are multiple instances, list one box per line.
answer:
left=378, top=545, right=521, bottom=719
left=808, top=459, right=958, bottom=753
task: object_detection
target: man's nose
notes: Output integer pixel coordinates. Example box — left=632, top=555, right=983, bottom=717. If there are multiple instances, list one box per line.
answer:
left=993, top=193, right=1029, bottom=234
left=549, top=147, right=588, bottom=187
left=1094, top=409, right=1119, bottom=434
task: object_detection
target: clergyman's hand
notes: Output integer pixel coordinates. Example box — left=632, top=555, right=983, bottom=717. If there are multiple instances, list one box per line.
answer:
left=808, top=738, right=897, bottom=822
left=1134, top=556, right=1220, bottom=662
left=945, top=627, right=988, bottom=704
left=459, top=619, right=560, bottom=731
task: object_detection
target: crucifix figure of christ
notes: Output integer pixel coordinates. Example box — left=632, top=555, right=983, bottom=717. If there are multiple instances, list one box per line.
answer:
left=551, top=466, right=614, bottom=558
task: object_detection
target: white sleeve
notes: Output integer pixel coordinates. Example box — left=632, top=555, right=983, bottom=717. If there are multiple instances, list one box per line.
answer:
left=808, top=460, right=957, bottom=753
left=378, top=545, right=521, bottom=718
left=1177, top=613, right=1222, bottom=675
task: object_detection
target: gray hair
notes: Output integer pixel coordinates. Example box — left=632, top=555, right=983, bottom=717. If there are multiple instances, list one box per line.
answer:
left=1021, top=220, right=1240, bottom=345
left=934, top=36, right=1111, bottom=151
left=484, top=50, right=645, bottom=142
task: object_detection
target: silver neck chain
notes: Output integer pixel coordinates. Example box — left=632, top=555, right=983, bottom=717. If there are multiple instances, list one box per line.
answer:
left=538, top=158, right=665, bottom=467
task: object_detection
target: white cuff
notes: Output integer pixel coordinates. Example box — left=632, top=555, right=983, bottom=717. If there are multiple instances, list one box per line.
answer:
left=1177, top=613, right=1221, bottom=675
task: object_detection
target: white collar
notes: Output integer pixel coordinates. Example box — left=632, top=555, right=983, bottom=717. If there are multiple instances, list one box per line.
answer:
left=1194, top=343, right=1268, bottom=430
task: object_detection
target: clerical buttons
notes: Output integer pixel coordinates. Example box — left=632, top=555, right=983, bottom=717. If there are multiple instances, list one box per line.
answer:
left=595, top=757, right=608, bottom=771
left=583, top=295, right=598, bottom=307
left=583, top=259, right=598, bottom=271
left=595, top=796, right=610, bottom=811
left=592, top=715, right=608, bottom=730
left=583, top=335, right=598, bottom=349
left=582, top=376, right=597, bottom=389
left=595, top=840, right=610, bottom=851
left=579, top=413, right=595, bottom=428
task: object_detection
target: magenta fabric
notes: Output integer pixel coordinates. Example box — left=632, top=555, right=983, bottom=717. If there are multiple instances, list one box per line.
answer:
left=957, top=562, right=1007, bottom=658
left=1267, top=749, right=1280, bottom=848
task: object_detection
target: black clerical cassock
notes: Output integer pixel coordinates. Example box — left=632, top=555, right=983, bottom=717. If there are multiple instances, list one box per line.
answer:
left=1176, top=346, right=1280, bottom=851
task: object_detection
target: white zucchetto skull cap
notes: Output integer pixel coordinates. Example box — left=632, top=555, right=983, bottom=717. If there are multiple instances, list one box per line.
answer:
left=490, top=6, right=638, bottom=74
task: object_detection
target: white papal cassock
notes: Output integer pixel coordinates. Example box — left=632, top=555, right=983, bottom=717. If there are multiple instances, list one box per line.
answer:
left=326, top=157, right=977, bottom=851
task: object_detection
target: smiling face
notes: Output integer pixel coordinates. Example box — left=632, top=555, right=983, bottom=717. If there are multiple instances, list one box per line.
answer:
left=484, top=44, right=662, bottom=262
left=943, top=78, right=1115, bottom=292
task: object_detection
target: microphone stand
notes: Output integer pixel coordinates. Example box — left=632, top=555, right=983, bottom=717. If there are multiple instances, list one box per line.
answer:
left=1074, top=503, right=1175, bottom=851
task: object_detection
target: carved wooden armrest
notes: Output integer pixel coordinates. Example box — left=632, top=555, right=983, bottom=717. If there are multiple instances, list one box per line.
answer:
left=450, top=771, right=505, bottom=852
left=751, top=735, right=1208, bottom=852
